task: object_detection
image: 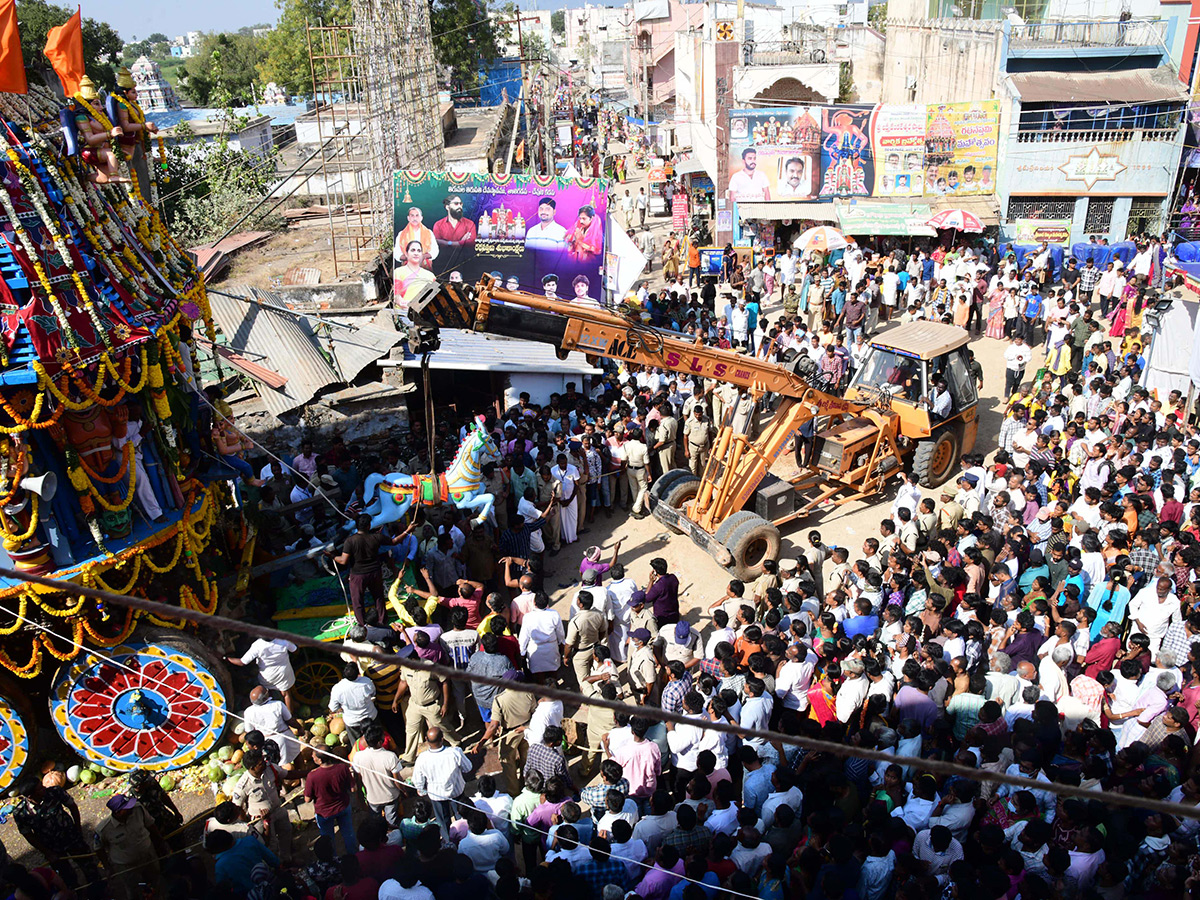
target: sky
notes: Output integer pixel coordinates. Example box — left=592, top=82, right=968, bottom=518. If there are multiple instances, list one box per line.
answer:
left=79, top=0, right=281, bottom=41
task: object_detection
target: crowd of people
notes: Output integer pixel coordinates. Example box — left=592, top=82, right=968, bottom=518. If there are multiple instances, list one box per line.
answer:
left=5, top=194, right=1200, bottom=900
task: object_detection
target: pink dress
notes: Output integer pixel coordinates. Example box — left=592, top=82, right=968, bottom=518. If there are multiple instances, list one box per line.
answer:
left=986, top=290, right=1006, bottom=339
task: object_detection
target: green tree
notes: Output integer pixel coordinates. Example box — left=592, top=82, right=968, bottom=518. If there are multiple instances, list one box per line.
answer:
left=551, top=10, right=564, bottom=35
left=257, top=0, right=350, bottom=97
left=16, top=0, right=123, bottom=91
left=179, top=32, right=264, bottom=106
left=146, top=32, right=169, bottom=43
left=431, top=0, right=503, bottom=95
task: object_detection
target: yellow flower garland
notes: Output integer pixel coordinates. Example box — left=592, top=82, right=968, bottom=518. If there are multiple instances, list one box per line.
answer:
left=0, top=495, right=39, bottom=544
left=77, top=441, right=133, bottom=485
left=80, top=460, right=135, bottom=513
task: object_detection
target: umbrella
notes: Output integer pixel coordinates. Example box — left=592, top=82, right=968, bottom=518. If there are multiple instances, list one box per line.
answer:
left=926, top=209, right=985, bottom=233
left=794, top=225, right=849, bottom=253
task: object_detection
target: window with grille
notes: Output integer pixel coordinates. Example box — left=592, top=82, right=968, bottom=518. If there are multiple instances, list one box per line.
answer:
left=1008, top=197, right=1075, bottom=221
left=1127, top=198, right=1163, bottom=237
left=1084, top=199, right=1115, bottom=233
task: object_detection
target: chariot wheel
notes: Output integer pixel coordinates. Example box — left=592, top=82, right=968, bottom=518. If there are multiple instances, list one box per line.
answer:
left=49, top=634, right=230, bottom=772
left=0, top=672, right=35, bottom=794
left=291, top=653, right=343, bottom=707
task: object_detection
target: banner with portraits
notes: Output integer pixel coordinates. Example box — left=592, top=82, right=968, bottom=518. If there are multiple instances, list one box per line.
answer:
left=726, top=101, right=1001, bottom=203
left=923, top=101, right=1000, bottom=196
left=391, top=171, right=608, bottom=316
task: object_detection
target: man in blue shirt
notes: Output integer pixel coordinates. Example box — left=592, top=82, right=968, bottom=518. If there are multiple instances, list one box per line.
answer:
left=207, top=830, right=279, bottom=894
left=843, top=597, right=879, bottom=638
left=740, top=746, right=776, bottom=816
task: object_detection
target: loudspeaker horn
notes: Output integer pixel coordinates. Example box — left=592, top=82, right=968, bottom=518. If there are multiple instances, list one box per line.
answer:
left=20, top=472, right=57, bottom=501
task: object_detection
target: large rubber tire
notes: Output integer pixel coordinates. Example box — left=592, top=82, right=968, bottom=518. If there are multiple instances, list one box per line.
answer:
left=913, top=427, right=961, bottom=488
left=725, top=515, right=782, bottom=581
left=661, top=475, right=701, bottom=533
left=713, top=509, right=760, bottom=546
left=649, top=467, right=692, bottom=503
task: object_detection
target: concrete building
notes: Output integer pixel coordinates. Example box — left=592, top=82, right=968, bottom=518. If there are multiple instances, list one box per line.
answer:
left=166, top=115, right=275, bottom=162
left=564, top=4, right=634, bottom=94
left=882, top=4, right=1190, bottom=244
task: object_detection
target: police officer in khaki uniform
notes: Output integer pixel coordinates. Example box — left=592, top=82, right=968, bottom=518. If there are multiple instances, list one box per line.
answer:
left=471, top=686, right=537, bottom=793
left=626, top=591, right=658, bottom=649
left=624, top=427, right=651, bottom=518
left=682, top=405, right=714, bottom=476
left=564, top=590, right=608, bottom=689
left=653, top=400, right=678, bottom=476
left=536, top=464, right=562, bottom=552
left=627, top=627, right=659, bottom=705
left=393, top=666, right=450, bottom=765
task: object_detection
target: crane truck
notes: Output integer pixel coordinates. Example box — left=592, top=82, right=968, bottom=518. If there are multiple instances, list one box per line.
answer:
left=409, top=277, right=978, bottom=579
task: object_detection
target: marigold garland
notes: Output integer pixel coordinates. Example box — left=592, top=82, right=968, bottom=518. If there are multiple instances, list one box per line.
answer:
left=0, top=641, right=42, bottom=677
left=76, top=441, right=133, bottom=485
left=0, top=495, right=39, bottom=545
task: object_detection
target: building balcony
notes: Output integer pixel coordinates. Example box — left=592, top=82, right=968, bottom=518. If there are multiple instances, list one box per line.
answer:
left=1007, top=18, right=1167, bottom=51
left=739, top=38, right=835, bottom=67
left=1015, top=127, right=1179, bottom=144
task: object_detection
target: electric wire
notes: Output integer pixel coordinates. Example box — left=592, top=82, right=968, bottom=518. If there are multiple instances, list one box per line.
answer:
left=2, top=566, right=1199, bottom=822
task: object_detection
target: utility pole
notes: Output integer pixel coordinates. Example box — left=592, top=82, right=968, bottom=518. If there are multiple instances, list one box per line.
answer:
left=498, top=15, right=542, bottom=160
left=543, top=67, right=554, bottom=176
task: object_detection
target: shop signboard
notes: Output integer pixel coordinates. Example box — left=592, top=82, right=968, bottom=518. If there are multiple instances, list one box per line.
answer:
left=819, top=106, right=874, bottom=199
left=871, top=104, right=925, bottom=197
left=672, top=194, right=689, bottom=230
left=1013, top=218, right=1072, bottom=246
left=923, top=100, right=1000, bottom=196
left=647, top=165, right=668, bottom=183
left=391, top=171, right=607, bottom=316
left=838, top=202, right=932, bottom=236
left=726, top=106, right=824, bottom=202
left=691, top=175, right=714, bottom=192
left=699, top=247, right=724, bottom=277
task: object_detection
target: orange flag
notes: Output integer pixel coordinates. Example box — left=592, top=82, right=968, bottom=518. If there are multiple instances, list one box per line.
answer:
left=44, top=7, right=83, bottom=97
left=0, top=0, right=26, bottom=95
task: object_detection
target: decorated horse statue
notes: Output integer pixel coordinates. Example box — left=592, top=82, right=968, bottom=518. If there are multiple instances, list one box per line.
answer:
left=358, top=416, right=501, bottom=529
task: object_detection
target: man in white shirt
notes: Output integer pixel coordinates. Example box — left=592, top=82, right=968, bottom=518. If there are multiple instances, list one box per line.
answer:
left=411, top=726, right=473, bottom=839
left=228, top=638, right=297, bottom=712
left=728, top=147, right=771, bottom=201
left=606, top=563, right=639, bottom=662
left=1004, top=337, right=1032, bottom=397
left=459, top=809, right=511, bottom=873
left=526, top=696, right=564, bottom=746
left=759, top=769, right=803, bottom=828
left=552, top=453, right=581, bottom=544
left=525, top=197, right=567, bottom=250
left=352, top=722, right=404, bottom=825
left=328, top=661, right=378, bottom=741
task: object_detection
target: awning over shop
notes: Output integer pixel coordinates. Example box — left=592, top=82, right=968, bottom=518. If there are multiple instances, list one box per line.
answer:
left=674, top=158, right=709, bottom=177
left=931, top=195, right=1001, bottom=227
left=1008, top=66, right=1188, bottom=104
left=736, top=201, right=839, bottom=223
left=837, top=200, right=935, bottom=236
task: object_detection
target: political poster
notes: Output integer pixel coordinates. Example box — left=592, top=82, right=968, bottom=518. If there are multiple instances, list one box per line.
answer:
left=726, top=107, right=824, bottom=202
left=1013, top=218, right=1072, bottom=246
left=392, top=171, right=608, bottom=317
left=871, top=105, right=926, bottom=197
left=923, top=101, right=1000, bottom=197
left=672, top=194, right=689, bottom=231
left=819, top=106, right=874, bottom=199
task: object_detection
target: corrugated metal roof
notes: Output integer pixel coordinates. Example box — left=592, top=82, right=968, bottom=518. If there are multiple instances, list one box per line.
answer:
left=208, top=286, right=403, bottom=420
left=1008, top=66, right=1188, bottom=104
left=394, top=328, right=601, bottom=374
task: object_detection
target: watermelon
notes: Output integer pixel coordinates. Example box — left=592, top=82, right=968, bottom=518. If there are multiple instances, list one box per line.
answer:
left=208, top=767, right=224, bottom=783
left=159, top=776, right=175, bottom=792
left=66, top=765, right=81, bottom=783
left=217, top=746, right=234, bottom=761
left=79, top=769, right=97, bottom=785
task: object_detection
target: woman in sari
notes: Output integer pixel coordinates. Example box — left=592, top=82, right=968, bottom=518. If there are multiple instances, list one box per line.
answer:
left=394, top=239, right=436, bottom=311
left=566, top=205, right=602, bottom=260
left=1109, top=275, right=1141, bottom=337
left=986, top=286, right=1007, bottom=339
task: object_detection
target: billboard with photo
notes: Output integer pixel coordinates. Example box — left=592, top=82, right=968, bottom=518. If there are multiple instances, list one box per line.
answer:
left=819, top=106, right=874, bottom=199
left=923, top=100, right=1000, bottom=197
left=391, top=171, right=608, bottom=315
left=726, top=101, right=1002, bottom=203
left=726, top=107, right=823, bottom=203
left=871, top=104, right=926, bottom=197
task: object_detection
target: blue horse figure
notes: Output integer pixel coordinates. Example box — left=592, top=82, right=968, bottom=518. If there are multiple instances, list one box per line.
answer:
left=358, top=416, right=501, bottom=529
